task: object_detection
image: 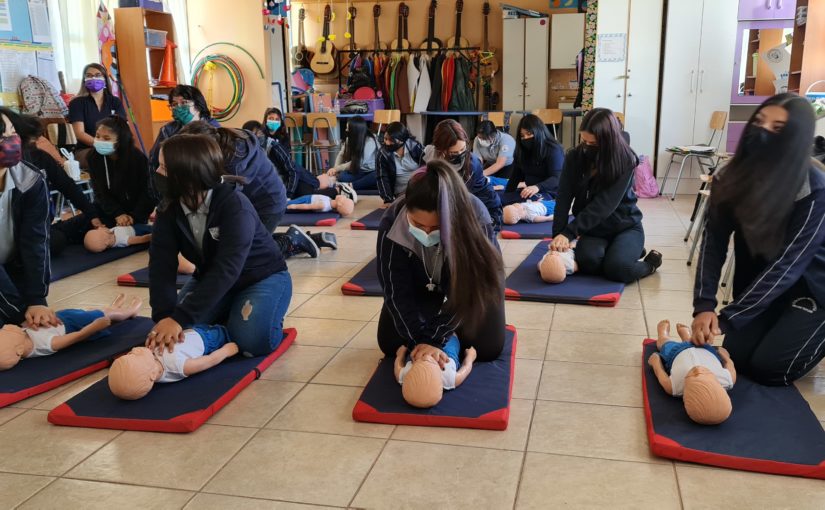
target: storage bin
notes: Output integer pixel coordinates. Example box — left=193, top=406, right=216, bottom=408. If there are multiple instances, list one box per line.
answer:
left=144, top=28, right=167, bottom=48
left=119, top=0, right=164, bottom=11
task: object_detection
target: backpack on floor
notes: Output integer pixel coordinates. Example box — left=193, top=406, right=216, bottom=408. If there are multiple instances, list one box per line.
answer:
left=633, top=155, right=659, bottom=198
left=18, top=75, right=69, bottom=119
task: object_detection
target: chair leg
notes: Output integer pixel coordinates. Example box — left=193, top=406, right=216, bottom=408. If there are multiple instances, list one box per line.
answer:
left=687, top=193, right=708, bottom=266
left=671, top=156, right=690, bottom=201
left=722, top=258, right=735, bottom=305
left=659, top=157, right=677, bottom=196
left=688, top=180, right=708, bottom=225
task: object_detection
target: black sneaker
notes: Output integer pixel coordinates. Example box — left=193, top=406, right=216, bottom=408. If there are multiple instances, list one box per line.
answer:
left=643, top=249, right=663, bottom=271
left=639, top=248, right=647, bottom=259
left=286, top=225, right=319, bottom=258
left=308, top=231, right=338, bottom=250
left=337, top=182, right=358, bottom=204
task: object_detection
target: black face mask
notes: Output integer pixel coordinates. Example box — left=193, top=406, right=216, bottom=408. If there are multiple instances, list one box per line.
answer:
left=447, top=150, right=467, bottom=166
left=581, top=144, right=599, bottom=159
left=743, top=125, right=779, bottom=156
left=153, top=172, right=170, bottom=199
left=385, top=140, right=404, bottom=152
left=520, top=138, right=535, bottom=151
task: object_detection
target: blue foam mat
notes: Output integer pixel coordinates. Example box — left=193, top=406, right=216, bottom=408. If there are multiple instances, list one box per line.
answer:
left=51, top=244, right=149, bottom=281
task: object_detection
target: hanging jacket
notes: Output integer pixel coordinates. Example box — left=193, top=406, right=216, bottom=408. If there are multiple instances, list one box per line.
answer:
left=449, top=57, right=475, bottom=112
left=87, top=146, right=155, bottom=225
left=407, top=55, right=421, bottom=110
left=441, top=56, right=455, bottom=111
left=506, top=141, right=565, bottom=198
left=428, top=54, right=446, bottom=112
left=413, top=55, right=432, bottom=113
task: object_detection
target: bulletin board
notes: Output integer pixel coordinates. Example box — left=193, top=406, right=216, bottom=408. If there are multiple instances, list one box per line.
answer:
left=0, top=0, right=55, bottom=109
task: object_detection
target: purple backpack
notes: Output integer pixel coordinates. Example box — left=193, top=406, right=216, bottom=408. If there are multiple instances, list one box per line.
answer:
left=633, top=155, right=659, bottom=198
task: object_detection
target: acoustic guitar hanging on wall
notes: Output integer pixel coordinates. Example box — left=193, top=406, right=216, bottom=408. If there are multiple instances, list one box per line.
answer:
left=446, top=0, right=470, bottom=57
left=419, top=0, right=443, bottom=57
left=310, top=4, right=336, bottom=75
left=340, top=6, right=359, bottom=79
left=291, top=8, right=312, bottom=68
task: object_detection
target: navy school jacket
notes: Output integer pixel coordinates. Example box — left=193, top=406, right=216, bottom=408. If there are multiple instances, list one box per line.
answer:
left=506, top=140, right=565, bottom=198
left=376, top=138, right=425, bottom=204
left=149, top=183, right=287, bottom=327
left=228, top=130, right=287, bottom=220
left=1, top=163, right=50, bottom=311
left=694, top=165, right=825, bottom=332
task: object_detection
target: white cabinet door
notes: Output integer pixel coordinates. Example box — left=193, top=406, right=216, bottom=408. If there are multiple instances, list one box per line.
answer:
left=625, top=0, right=663, bottom=158
left=656, top=0, right=704, bottom=187
left=692, top=0, right=739, bottom=178
left=524, top=18, right=550, bottom=110
left=593, top=0, right=629, bottom=114
left=551, top=13, right=585, bottom=69
left=502, top=18, right=525, bottom=111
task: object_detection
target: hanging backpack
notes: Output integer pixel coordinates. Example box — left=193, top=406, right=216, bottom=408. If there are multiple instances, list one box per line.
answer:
left=18, top=75, right=69, bottom=119
left=633, top=155, right=659, bottom=198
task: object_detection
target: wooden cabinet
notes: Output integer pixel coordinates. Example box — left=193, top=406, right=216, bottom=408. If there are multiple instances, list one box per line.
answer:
left=502, top=16, right=549, bottom=111
left=550, top=13, right=585, bottom=69
left=657, top=0, right=738, bottom=194
left=738, top=0, right=796, bottom=20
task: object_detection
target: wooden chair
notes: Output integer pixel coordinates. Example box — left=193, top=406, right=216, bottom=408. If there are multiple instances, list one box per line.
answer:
left=373, top=109, right=401, bottom=136
left=486, top=111, right=506, bottom=128
left=614, top=111, right=625, bottom=126
left=306, top=112, right=339, bottom=174
left=283, top=112, right=309, bottom=166
left=660, top=111, right=727, bottom=200
left=532, top=108, right=563, bottom=138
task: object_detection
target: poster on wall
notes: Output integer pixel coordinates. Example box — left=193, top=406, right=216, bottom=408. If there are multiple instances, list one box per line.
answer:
left=27, top=0, right=49, bottom=43
left=597, top=33, right=626, bottom=62
left=0, top=0, right=12, bottom=32
left=0, top=47, right=38, bottom=92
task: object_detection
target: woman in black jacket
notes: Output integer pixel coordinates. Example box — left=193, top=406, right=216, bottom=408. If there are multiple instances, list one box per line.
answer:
left=504, top=114, right=564, bottom=203
left=691, top=93, right=825, bottom=385
left=148, top=134, right=292, bottom=357
left=376, top=160, right=506, bottom=362
left=551, top=108, right=661, bottom=283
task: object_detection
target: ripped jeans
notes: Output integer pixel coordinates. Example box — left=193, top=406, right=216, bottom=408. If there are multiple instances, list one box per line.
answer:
left=177, top=270, right=292, bottom=357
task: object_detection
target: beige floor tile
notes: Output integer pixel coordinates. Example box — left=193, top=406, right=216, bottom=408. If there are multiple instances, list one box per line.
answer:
left=391, top=399, right=534, bottom=451
left=290, top=294, right=383, bottom=321
left=346, top=321, right=379, bottom=349
left=552, top=305, right=648, bottom=336
left=640, top=270, right=697, bottom=291
left=502, top=250, right=530, bottom=269
left=0, top=406, right=25, bottom=425
left=284, top=317, right=367, bottom=347
left=68, top=425, right=256, bottom=490
left=19, top=479, right=192, bottom=510
left=58, top=284, right=150, bottom=308
left=546, top=330, right=642, bottom=366
left=655, top=244, right=692, bottom=261
left=46, top=280, right=100, bottom=302
left=505, top=301, right=555, bottom=330
left=614, top=284, right=644, bottom=309
left=641, top=289, right=695, bottom=312
left=514, top=329, right=549, bottom=360
left=0, top=473, right=53, bottom=509
left=209, top=380, right=304, bottom=428
left=353, top=440, right=523, bottom=510
left=516, top=453, right=680, bottom=510
left=315, top=276, right=349, bottom=295
left=538, top=361, right=642, bottom=407
left=528, top=401, right=661, bottom=464
left=644, top=314, right=700, bottom=340
left=205, top=430, right=383, bottom=507
left=795, top=377, right=825, bottom=421
left=646, top=234, right=693, bottom=247
left=286, top=293, right=313, bottom=315
left=286, top=260, right=358, bottom=278
left=291, top=276, right=338, bottom=294
left=266, top=384, right=393, bottom=438
left=501, top=239, right=545, bottom=255
left=677, top=464, right=825, bottom=510
left=32, top=370, right=109, bottom=411
left=0, top=410, right=120, bottom=476
left=656, top=258, right=697, bottom=274
left=311, top=348, right=384, bottom=387
left=512, top=358, right=543, bottom=399
left=185, top=493, right=337, bottom=509
left=259, top=345, right=339, bottom=383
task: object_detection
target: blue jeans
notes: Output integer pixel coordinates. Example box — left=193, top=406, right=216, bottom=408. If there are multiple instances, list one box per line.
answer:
left=132, top=224, right=152, bottom=236
left=191, top=324, right=231, bottom=355
left=336, top=170, right=377, bottom=190
left=539, top=200, right=555, bottom=216
left=178, top=270, right=293, bottom=357
left=57, top=309, right=109, bottom=340
left=440, top=335, right=461, bottom=367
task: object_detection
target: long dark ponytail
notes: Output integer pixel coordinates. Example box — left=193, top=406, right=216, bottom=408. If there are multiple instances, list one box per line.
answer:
left=405, top=160, right=504, bottom=329
left=579, top=108, right=637, bottom=190
left=342, top=115, right=373, bottom=175
left=711, top=93, right=815, bottom=260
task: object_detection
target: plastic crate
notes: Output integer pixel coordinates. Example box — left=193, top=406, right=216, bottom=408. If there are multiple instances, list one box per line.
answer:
left=144, top=28, right=167, bottom=48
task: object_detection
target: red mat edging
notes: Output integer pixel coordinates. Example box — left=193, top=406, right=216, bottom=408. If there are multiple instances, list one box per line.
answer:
left=116, top=274, right=137, bottom=287
left=350, top=221, right=366, bottom=230
left=341, top=283, right=366, bottom=296
left=315, top=218, right=337, bottom=226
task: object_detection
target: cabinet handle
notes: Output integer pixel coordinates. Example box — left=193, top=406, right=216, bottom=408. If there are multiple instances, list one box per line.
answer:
left=766, top=0, right=772, bottom=8
left=777, top=0, right=783, bottom=8
left=616, top=94, right=622, bottom=98
left=699, top=70, right=705, bottom=93
left=690, top=70, right=695, bottom=93
left=628, top=93, right=633, bottom=97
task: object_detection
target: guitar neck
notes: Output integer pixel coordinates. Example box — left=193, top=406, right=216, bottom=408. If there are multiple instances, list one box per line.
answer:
left=483, top=15, right=489, bottom=52
left=396, top=13, right=403, bottom=49
left=455, top=13, right=463, bottom=45
left=374, top=19, right=380, bottom=50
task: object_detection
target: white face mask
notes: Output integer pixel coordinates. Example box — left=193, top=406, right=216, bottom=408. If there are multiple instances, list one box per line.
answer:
left=477, top=138, right=492, bottom=148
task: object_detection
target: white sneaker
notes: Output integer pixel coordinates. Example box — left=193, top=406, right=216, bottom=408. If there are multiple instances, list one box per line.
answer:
left=337, top=182, right=358, bottom=204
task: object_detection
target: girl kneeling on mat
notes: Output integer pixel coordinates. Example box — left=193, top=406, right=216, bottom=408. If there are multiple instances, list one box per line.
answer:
left=148, top=134, right=292, bottom=357
left=376, top=160, right=506, bottom=366
left=691, top=93, right=825, bottom=386
left=551, top=108, right=661, bottom=283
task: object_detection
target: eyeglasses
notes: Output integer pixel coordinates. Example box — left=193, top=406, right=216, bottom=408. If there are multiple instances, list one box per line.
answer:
left=84, top=73, right=105, bottom=79
left=168, top=100, right=194, bottom=110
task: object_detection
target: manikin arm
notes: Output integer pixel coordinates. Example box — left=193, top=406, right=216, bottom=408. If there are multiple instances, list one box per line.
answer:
left=50, top=316, right=112, bottom=351
left=394, top=346, right=407, bottom=381
left=286, top=203, right=323, bottom=212
left=648, top=353, right=674, bottom=395
left=717, top=347, right=737, bottom=384
left=531, top=214, right=555, bottom=224
left=182, top=342, right=239, bottom=376
left=453, top=347, right=477, bottom=387
left=127, top=234, right=152, bottom=246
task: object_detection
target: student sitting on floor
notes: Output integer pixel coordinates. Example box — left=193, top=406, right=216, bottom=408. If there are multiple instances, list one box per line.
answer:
left=504, top=114, right=564, bottom=203
left=286, top=194, right=355, bottom=217
left=538, top=246, right=578, bottom=284
left=108, top=325, right=239, bottom=400
left=474, top=120, right=516, bottom=179
left=262, top=107, right=292, bottom=153
left=394, top=336, right=477, bottom=408
left=326, top=115, right=379, bottom=191
left=648, top=320, right=736, bottom=425
left=0, top=295, right=142, bottom=370
left=376, top=122, right=424, bottom=205
left=83, top=224, right=152, bottom=253
left=502, top=199, right=555, bottom=225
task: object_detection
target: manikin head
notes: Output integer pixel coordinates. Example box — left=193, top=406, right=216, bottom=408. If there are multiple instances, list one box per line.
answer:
left=682, top=366, right=732, bottom=425
left=402, top=355, right=444, bottom=408
left=108, top=347, right=163, bottom=400
left=84, top=228, right=116, bottom=253
left=333, top=195, right=355, bottom=217
left=538, top=251, right=568, bottom=284
left=503, top=203, right=526, bottom=225
left=0, top=325, right=29, bottom=371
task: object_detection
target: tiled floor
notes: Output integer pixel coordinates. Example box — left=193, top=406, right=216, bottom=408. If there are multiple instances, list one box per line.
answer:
left=3, top=196, right=825, bottom=509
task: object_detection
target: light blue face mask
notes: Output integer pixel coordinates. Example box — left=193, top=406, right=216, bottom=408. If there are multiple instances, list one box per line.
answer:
left=93, top=139, right=116, bottom=156
left=408, top=221, right=441, bottom=247
left=266, top=120, right=281, bottom=132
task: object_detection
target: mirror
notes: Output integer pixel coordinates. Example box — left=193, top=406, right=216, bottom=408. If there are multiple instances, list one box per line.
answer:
left=736, top=27, right=794, bottom=97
